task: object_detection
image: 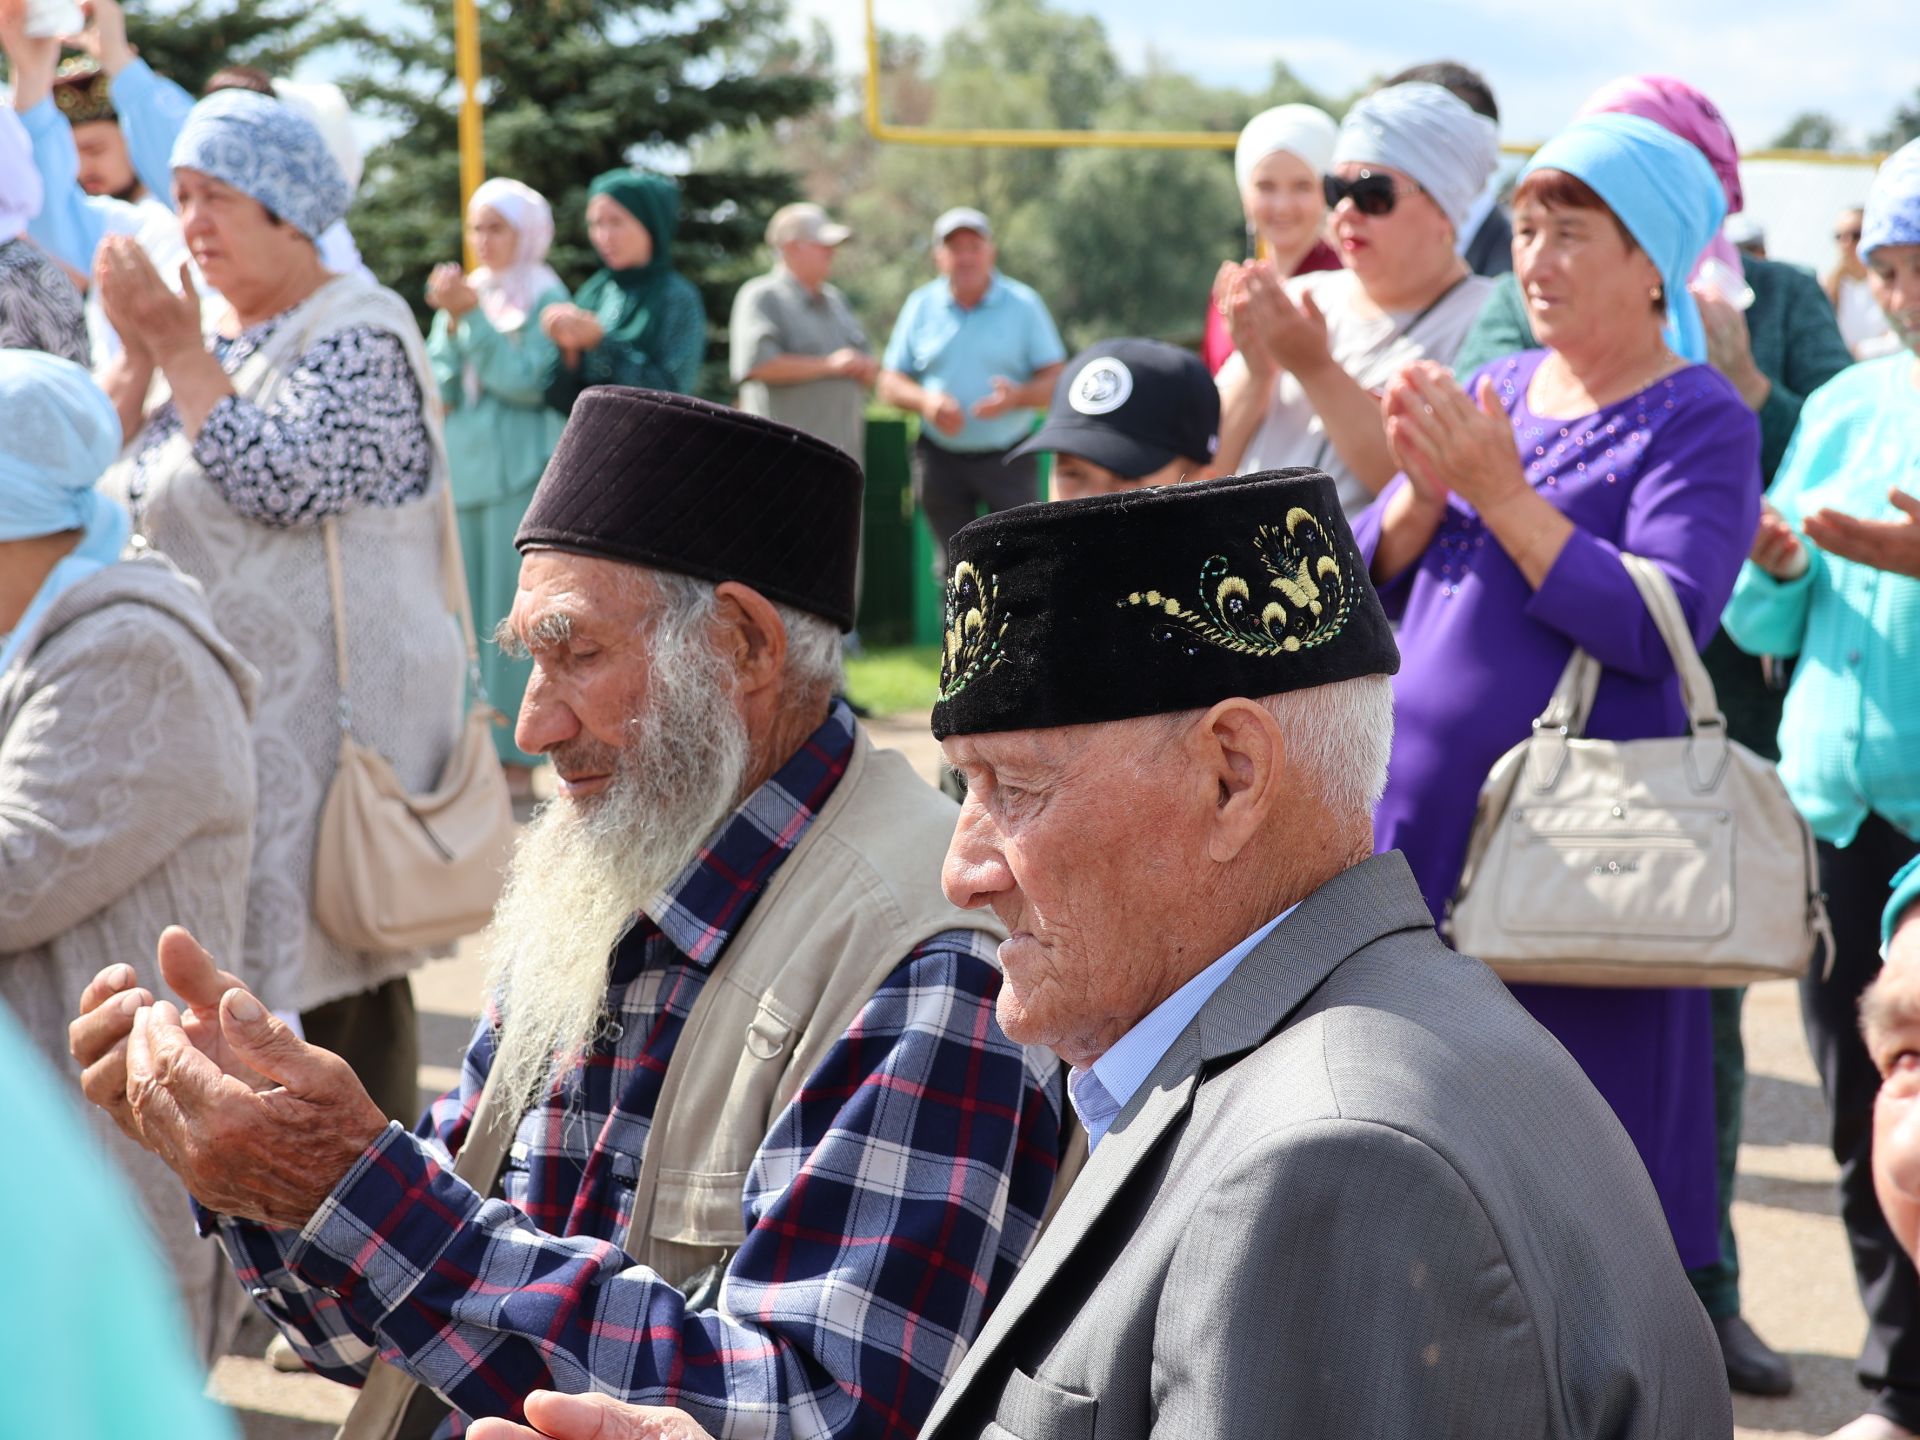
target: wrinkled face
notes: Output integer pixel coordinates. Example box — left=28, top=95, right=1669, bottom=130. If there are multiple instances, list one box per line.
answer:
left=1865, top=921, right=1920, bottom=1266
left=781, top=238, right=838, bottom=289
left=1867, top=242, right=1920, bottom=353
left=173, top=167, right=306, bottom=299
left=508, top=550, right=670, bottom=802
left=1512, top=190, right=1663, bottom=354
left=587, top=194, right=654, bottom=270
left=936, top=228, right=995, bottom=291
left=467, top=206, right=519, bottom=271
left=1327, top=161, right=1454, bottom=291
left=940, top=719, right=1206, bottom=1066
left=1242, top=148, right=1325, bottom=260
left=73, top=120, right=138, bottom=199
left=1049, top=452, right=1207, bottom=503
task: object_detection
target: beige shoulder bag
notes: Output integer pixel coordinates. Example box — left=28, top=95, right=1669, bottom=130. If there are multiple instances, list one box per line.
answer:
left=1448, top=554, right=1830, bottom=988
left=311, top=488, right=516, bottom=953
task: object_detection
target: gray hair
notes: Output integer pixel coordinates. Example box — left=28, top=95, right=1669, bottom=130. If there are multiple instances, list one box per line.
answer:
left=641, top=568, right=844, bottom=703
left=1140, top=674, right=1395, bottom=823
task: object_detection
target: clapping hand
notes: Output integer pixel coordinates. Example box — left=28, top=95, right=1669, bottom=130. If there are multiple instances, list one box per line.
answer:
left=1225, top=261, right=1330, bottom=380
left=94, top=238, right=203, bottom=365
left=470, top=1393, right=718, bottom=1440
left=1382, top=361, right=1523, bottom=513
left=1802, top=489, right=1920, bottom=580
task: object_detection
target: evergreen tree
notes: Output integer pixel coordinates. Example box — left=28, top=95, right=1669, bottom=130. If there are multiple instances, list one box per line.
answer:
left=325, top=0, right=828, bottom=395
left=121, top=0, right=313, bottom=97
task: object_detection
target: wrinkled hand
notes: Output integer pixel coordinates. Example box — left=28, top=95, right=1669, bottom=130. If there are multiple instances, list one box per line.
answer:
left=66, top=0, right=134, bottom=75
left=1231, top=262, right=1330, bottom=379
left=923, top=391, right=964, bottom=437
left=1750, top=503, right=1810, bottom=580
left=123, top=982, right=389, bottom=1228
left=1382, top=361, right=1522, bottom=513
left=1803, top=489, right=1920, bottom=580
left=95, top=239, right=202, bottom=364
left=70, top=926, right=271, bottom=1145
left=426, top=262, right=478, bottom=318
left=469, top=1393, right=718, bottom=1440
left=971, top=376, right=1020, bottom=421
left=1691, top=286, right=1769, bottom=411
left=827, top=347, right=877, bottom=385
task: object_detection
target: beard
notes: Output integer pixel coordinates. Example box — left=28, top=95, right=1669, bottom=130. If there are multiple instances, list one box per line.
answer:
left=482, top=632, right=751, bottom=1108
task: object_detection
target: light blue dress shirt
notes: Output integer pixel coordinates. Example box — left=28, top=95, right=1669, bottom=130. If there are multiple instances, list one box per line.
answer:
left=110, top=58, right=197, bottom=206
left=880, top=270, right=1066, bottom=454
left=1068, top=906, right=1296, bottom=1151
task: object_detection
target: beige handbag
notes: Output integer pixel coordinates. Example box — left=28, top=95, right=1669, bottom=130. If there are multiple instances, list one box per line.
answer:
left=311, top=488, right=516, bottom=954
left=1448, top=554, right=1830, bottom=988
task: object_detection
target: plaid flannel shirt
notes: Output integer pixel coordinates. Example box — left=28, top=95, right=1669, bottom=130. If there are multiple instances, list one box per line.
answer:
left=214, top=703, right=1064, bottom=1438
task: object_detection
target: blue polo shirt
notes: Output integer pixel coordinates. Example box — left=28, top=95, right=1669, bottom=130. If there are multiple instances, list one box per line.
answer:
left=882, top=271, right=1066, bottom=454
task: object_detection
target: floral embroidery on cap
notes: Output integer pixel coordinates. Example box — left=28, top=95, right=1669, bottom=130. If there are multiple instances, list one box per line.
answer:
left=939, top=561, right=1009, bottom=700
left=1119, top=506, right=1353, bottom=657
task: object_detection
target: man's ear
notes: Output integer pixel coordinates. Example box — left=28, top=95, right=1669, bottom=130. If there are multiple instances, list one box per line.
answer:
left=711, top=582, right=788, bottom=697
left=1201, top=699, right=1284, bottom=864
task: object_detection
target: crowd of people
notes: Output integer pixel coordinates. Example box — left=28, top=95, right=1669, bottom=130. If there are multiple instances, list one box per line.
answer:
left=5, top=0, right=1920, bottom=1435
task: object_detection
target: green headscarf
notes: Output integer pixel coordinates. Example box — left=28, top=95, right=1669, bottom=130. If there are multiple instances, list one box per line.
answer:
left=574, top=168, right=683, bottom=348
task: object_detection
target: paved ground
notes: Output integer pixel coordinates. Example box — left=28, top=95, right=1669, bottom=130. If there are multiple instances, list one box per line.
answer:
left=213, top=718, right=1871, bottom=1439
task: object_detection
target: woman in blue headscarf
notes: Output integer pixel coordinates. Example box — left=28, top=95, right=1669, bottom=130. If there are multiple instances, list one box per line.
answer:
left=541, top=168, right=707, bottom=412
left=1349, top=113, right=1763, bottom=1271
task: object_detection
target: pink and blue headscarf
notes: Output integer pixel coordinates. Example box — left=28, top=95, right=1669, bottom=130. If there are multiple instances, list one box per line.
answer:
left=1521, top=113, right=1726, bottom=363
left=0, top=350, right=128, bottom=675
left=1862, top=137, right=1920, bottom=263
left=1579, top=76, right=1744, bottom=279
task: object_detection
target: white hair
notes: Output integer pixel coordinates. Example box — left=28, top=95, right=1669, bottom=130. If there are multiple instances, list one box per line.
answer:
left=636, top=568, right=844, bottom=703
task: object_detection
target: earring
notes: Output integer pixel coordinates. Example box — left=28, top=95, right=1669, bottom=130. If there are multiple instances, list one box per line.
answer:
left=1650, top=284, right=1664, bottom=303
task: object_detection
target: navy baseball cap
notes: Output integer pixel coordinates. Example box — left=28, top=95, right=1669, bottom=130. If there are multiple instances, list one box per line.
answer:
left=1008, top=338, right=1220, bottom=480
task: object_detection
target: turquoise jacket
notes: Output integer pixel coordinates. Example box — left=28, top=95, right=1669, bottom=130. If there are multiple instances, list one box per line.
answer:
left=427, top=286, right=571, bottom=506
left=1722, top=355, right=1920, bottom=848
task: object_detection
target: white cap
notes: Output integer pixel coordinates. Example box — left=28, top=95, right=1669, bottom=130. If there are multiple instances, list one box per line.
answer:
left=766, top=202, right=851, bottom=247
left=933, top=206, right=992, bottom=243
left=271, top=79, right=362, bottom=193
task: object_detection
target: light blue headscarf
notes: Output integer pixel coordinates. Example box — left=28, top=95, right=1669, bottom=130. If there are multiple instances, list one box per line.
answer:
left=1862, top=136, right=1920, bottom=263
left=1521, top=113, right=1727, bottom=363
left=0, top=350, right=129, bottom=677
left=169, top=90, right=350, bottom=241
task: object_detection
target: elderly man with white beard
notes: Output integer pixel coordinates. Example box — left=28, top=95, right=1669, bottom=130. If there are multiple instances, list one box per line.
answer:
left=66, top=388, right=1067, bottom=1440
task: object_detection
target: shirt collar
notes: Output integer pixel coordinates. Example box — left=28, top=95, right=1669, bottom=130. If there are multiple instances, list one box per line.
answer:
left=633, top=699, right=857, bottom=970
left=944, top=270, right=1003, bottom=311
left=1068, top=904, right=1297, bottom=1150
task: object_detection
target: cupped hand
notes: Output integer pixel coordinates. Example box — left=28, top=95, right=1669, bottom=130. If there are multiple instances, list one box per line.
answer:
left=971, top=376, right=1018, bottom=420
left=1231, top=262, right=1330, bottom=379
left=469, top=1393, right=718, bottom=1440
left=1802, top=489, right=1920, bottom=580
left=95, top=241, right=203, bottom=364
left=1382, top=361, right=1523, bottom=513
left=1750, top=503, right=1810, bottom=580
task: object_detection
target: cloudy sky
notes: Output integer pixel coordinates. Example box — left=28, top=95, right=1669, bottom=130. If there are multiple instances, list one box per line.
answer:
left=797, top=0, right=1919, bottom=153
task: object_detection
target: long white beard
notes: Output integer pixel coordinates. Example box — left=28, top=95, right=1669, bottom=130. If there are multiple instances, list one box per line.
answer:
left=483, top=639, right=751, bottom=1108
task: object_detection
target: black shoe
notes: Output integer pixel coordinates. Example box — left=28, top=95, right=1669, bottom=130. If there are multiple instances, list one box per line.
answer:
left=1715, top=1314, right=1793, bottom=1396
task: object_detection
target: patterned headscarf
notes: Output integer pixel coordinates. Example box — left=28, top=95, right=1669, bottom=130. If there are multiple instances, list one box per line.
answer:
left=1331, top=82, right=1499, bottom=234
left=1578, top=75, right=1744, bottom=278
left=1862, top=137, right=1920, bottom=263
left=1522, top=114, right=1727, bottom=363
left=169, top=90, right=350, bottom=241
left=0, top=350, right=129, bottom=676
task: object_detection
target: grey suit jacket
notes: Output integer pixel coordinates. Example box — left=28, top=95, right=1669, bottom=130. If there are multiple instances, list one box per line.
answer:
left=921, top=852, right=1732, bottom=1440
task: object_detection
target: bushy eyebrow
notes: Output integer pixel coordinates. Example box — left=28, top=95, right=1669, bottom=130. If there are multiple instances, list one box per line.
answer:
left=496, top=608, right=576, bottom=659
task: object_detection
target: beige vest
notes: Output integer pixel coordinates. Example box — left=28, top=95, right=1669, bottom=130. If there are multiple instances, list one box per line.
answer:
left=341, top=728, right=1019, bottom=1440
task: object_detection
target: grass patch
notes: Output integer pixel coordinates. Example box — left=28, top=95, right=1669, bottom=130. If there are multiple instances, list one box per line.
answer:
left=846, top=644, right=942, bottom=717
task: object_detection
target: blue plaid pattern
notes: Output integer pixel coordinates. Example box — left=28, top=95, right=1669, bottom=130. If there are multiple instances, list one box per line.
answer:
left=214, top=703, right=1063, bottom=1438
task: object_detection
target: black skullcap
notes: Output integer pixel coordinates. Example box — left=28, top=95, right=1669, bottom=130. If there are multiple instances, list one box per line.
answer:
left=516, top=387, right=863, bottom=630
left=930, top=469, right=1399, bottom=739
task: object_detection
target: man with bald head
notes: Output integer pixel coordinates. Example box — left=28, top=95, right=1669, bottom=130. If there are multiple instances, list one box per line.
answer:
left=69, top=389, right=1064, bottom=1440
left=470, top=469, right=1732, bottom=1440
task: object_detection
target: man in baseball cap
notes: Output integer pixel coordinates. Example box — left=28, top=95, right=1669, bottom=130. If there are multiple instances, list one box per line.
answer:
left=1010, top=338, right=1221, bottom=501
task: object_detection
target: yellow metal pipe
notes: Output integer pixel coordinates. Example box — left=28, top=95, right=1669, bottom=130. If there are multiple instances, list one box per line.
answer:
left=455, top=0, right=486, bottom=269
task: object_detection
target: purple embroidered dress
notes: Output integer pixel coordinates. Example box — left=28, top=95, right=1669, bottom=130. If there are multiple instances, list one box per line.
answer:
left=1352, top=349, right=1761, bottom=1267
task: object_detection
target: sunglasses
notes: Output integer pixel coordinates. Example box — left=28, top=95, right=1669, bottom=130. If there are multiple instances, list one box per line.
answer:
left=1322, top=169, right=1423, bottom=217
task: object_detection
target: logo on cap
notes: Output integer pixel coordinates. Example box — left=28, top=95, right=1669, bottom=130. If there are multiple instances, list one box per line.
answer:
left=1068, top=357, right=1133, bottom=416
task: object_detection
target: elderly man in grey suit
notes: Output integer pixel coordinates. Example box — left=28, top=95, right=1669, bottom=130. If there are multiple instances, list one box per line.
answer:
left=471, top=468, right=1732, bottom=1440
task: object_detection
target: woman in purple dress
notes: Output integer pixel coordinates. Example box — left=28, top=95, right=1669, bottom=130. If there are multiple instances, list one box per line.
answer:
left=1351, top=114, right=1762, bottom=1269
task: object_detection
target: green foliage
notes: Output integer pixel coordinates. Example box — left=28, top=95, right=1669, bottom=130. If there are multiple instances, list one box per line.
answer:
left=1873, top=87, right=1920, bottom=151
left=699, top=0, right=1346, bottom=359
left=1770, top=111, right=1843, bottom=151
left=844, top=645, right=942, bottom=717
left=120, top=0, right=314, bottom=96
left=321, top=0, right=829, bottom=395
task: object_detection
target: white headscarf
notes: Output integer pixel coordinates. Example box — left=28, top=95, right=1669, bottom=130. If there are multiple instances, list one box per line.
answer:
left=1234, top=104, right=1339, bottom=193
left=467, top=177, right=563, bottom=333
left=1331, top=82, right=1499, bottom=235
left=1, top=108, right=43, bottom=246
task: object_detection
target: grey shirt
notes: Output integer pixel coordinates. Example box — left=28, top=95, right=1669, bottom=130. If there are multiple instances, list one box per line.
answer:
left=729, top=265, right=871, bottom=467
